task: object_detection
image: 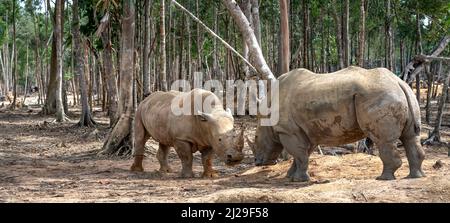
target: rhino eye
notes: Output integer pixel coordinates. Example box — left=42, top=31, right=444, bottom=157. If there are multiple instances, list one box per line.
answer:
left=219, top=138, right=222, bottom=141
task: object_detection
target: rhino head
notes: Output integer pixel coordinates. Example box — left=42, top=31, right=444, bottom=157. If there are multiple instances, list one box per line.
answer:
left=246, top=125, right=283, bottom=166
left=198, top=108, right=245, bottom=166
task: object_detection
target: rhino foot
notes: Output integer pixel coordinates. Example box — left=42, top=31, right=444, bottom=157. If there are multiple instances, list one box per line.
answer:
left=406, top=169, right=426, bottom=179
left=180, top=171, right=195, bottom=178
left=130, top=164, right=144, bottom=172
left=202, top=170, right=219, bottom=178
left=289, top=172, right=310, bottom=182
left=286, top=162, right=297, bottom=178
left=130, top=155, right=144, bottom=172
left=159, top=166, right=173, bottom=173
left=376, top=173, right=396, bottom=180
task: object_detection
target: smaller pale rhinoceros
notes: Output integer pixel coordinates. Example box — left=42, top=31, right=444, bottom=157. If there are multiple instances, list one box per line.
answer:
left=130, top=89, right=245, bottom=178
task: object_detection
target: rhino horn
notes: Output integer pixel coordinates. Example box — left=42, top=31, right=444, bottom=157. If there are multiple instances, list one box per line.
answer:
left=226, top=108, right=232, bottom=115
left=198, top=111, right=215, bottom=122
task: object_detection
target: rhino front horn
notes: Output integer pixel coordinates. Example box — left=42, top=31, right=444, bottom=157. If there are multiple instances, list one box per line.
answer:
left=198, top=111, right=214, bottom=122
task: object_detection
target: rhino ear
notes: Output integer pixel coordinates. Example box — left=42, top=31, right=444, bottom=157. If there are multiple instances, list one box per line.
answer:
left=198, top=111, right=215, bottom=122
left=226, top=108, right=232, bottom=115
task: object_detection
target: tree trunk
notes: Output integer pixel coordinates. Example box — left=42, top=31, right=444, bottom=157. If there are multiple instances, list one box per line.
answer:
left=242, top=0, right=252, bottom=78
left=23, top=44, right=29, bottom=105
left=251, top=0, right=261, bottom=46
left=143, top=0, right=151, bottom=96
left=35, top=10, right=44, bottom=105
left=54, top=0, right=67, bottom=122
left=400, top=39, right=405, bottom=74
left=212, top=5, right=219, bottom=80
left=385, top=0, right=394, bottom=71
left=326, top=9, right=331, bottom=72
left=101, top=19, right=118, bottom=126
left=432, top=61, right=442, bottom=99
left=425, top=70, right=449, bottom=144
left=187, top=14, right=192, bottom=83
left=160, top=0, right=168, bottom=91
left=331, top=0, right=344, bottom=70
left=101, top=0, right=136, bottom=156
left=302, top=0, right=310, bottom=69
left=357, top=0, right=365, bottom=67
left=320, top=7, right=326, bottom=73
left=343, top=0, right=350, bottom=67
left=178, top=14, right=184, bottom=81
left=44, top=0, right=65, bottom=116
left=10, top=0, right=17, bottom=110
left=416, top=12, right=423, bottom=55
left=279, top=0, right=290, bottom=75
left=425, top=65, right=433, bottom=123
left=196, top=0, right=202, bottom=73
left=73, top=0, right=95, bottom=127
left=223, top=0, right=275, bottom=80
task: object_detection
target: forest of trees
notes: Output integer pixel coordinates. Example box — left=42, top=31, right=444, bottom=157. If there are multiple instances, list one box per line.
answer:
left=0, top=0, right=449, bottom=154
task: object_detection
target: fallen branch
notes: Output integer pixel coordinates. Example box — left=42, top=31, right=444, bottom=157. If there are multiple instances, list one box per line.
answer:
left=403, top=35, right=450, bottom=83
left=414, top=54, right=450, bottom=63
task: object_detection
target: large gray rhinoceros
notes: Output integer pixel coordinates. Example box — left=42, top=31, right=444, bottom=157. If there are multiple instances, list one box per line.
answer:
left=130, top=89, right=244, bottom=178
left=247, top=66, right=425, bottom=181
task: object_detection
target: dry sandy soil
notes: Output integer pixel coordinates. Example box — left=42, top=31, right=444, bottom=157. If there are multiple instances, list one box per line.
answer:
left=0, top=94, right=449, bottom=203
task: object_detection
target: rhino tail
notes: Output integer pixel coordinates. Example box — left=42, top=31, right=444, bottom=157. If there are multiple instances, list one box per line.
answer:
left=398, top=81, right=421, bottom=135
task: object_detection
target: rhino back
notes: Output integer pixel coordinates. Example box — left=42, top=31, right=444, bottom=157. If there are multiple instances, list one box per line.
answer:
left=137, top=89, right=223, bottom=147
left=276, top=67, right=405, bottom=146
left=138, top=91, right=181, bottom=145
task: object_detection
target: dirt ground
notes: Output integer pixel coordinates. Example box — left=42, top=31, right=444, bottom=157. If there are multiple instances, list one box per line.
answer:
left=0, top=94, right=449, bottom=203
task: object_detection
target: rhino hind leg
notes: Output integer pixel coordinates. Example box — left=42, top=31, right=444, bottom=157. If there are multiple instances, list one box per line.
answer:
left=174, top=141, right=195, bottom=178
left=279, top=134, right=311, bottom=182
left=354, top=95, right=405, bottom=180
left=376, top=142, right=402, bottom=180
left=130, top=115, right=149, bottom=172
left=157, top=144, right=173, bottom=173
left=130, top=155, right=145, bottom=172
left=401, top=135, right=426, bottom=179
left=200, top=148, right=219, bottom=178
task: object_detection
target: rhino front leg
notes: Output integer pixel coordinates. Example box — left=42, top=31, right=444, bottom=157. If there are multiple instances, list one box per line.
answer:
left=157, top=143, right=173, bottom=173
left=200, top=148, right=219, bottom=178
left=286, top=159, right=297, bottom=178
left=174, top=141, right=195, bottom=178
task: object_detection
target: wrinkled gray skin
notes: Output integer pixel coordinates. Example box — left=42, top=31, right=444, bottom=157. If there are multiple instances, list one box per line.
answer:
left=131, top=89, right=244, bottom=178
left=248, top=67, right=425, bottom=181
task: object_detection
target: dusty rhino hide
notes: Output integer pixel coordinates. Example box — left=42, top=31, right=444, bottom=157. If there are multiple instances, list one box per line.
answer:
left=248, top=66, right=425, bottom=182
left=131, top=89, right=245, bottom=178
